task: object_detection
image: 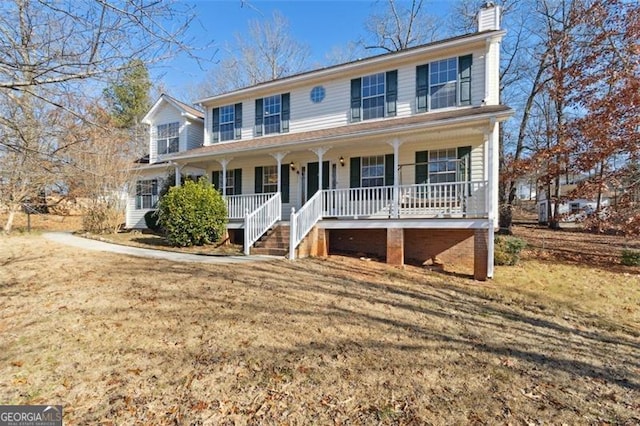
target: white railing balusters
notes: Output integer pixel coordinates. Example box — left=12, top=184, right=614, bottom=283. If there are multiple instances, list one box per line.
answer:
left=321, top=181, right=487, bottom=218
left=289, top=190, right=323, bottom=260
left=243, top=192, right=281, bottom=255
left=226, top=193, right=273, bottom=219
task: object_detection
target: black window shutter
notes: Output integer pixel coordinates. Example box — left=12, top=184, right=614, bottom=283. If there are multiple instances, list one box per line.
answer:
left=212, top=171, right=221, bottom=192
left=350, top=157, right=361, bottom=188
left=281, top=93, right=290, bottom=133
left=322, top=160, right=330, bottom=190
left=254, top=98, right=263, bottom=136
left=350, top=78, right=362, bottom=122
left=212, top=108, right=220, bottom=143
left=135, top=181, right=142, bottom=209
left=386, top=70, right=398, bottom=117
left=234, top=103, right=242, bottom=139
left=254, top=166, right=263, bottom=193
left=384, top=154, right=394, bottom=186
left=280, top=164, right=290, bottom=203
left=459, top=55, right=472, bottom=106
left=416, top=64, right=429, bottom=113
left=234, top=168, right=242, bottom=195
left=457, top=146, right=472, bottom=181
left=415, top=151, right=428, bottom=184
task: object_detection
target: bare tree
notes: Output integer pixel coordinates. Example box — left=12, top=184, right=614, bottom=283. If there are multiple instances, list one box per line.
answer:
left=362, top=0, right=441, bottom=53
left=63, top=101, right=138, bottom=233
left=196, top=10, right=310, bottom=96
left=0, top=0, right=199, bottom=232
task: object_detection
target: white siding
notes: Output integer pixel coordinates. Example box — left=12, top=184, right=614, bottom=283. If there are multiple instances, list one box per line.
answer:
left=289, top=79, right=350, bottom=133
left=125, top=170, right=168, bottom=229
left=187, top=119, right=204, bottom=150
left=148, top=103, right=184, bottom=164
left=471, top=50, right=486, bottom=106
left=485, top=40, right=501, bottom=105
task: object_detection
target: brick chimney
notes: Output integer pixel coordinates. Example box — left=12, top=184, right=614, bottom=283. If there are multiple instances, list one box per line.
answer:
left=478, top=2, right=501, bottom=32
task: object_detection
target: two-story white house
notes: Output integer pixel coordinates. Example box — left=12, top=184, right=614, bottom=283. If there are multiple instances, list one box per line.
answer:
left=126, top=3, right=513, bottom=280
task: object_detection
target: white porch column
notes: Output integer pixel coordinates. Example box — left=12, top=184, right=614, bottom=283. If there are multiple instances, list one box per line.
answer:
left=311, top=147, right=330, bottom=195
left=486, top=118, right=498, bottom=278
left=388, top=138, right=402, bottom=218
left=218, top=158, right=232, bottom=196
left=174, top=164, right=182, bottom=187
left=271, top=152, right=288, bottom=195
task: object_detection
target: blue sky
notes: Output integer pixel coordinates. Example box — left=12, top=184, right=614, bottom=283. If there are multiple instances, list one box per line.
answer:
left=154, top=0, right=454, bottom=96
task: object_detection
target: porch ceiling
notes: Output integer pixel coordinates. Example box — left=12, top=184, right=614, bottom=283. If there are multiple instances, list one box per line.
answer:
left=169, top=105, right=512, bottom=168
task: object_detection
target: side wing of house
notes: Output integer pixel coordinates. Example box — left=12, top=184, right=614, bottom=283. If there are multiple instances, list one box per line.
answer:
left=125, top=95, right=205, bottom=229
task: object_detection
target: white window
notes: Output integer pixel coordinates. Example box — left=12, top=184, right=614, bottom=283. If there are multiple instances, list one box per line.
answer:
left=263, top=95, right=281, bottom=135
left=428, top=148, right=458, bottom=183
left=219, top=105, right=235, bottom=142
left=225, top=172, right=235, bottom=195
left=361, top=155, right=385, bottom=187
left=263, top=165, right=278, bottom=193
left=430, top=58, right=457, bottom=109
left=135, top=179, right=158, bottom=209
left=156, top=122, right=179, bottom=155
left=362, top=73, right=385, bottom=120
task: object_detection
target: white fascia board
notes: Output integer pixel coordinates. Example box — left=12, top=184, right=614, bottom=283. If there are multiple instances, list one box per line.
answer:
left=141, top=96, right=167, bottom=124
left=166, top=108, right=514, bottom=163
left=196, top=31, right=506, bottom=106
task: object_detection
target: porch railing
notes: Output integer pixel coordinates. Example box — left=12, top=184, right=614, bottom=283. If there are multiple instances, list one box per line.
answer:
left=244, top=192, right=281, bottom=255
left=397, top=181, right=487, bottom=217
left=226, top=193, right=275, bottom=220
left=322, top=186, right=395, bottom=218
left=321, top=181, right=487, bottom=218
left=289, top=190, right=323, bottom=260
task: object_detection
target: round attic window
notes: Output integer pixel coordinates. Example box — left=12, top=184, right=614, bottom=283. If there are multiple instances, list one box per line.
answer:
left=310, top=86, right=325, bottom=103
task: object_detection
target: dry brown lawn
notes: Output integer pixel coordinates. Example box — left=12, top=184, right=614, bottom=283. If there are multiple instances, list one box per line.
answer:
left=1, top=230, right=639, bottom=424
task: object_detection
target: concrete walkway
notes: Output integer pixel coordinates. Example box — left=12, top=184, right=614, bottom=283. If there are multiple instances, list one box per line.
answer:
left=43, top=232, right=281, bottom=264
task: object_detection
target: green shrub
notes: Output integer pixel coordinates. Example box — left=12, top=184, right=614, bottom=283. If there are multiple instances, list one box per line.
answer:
left=143, top=210, right=162, bottom=232
left=494, top=235, right=527, bottom=266
left=621, top=249, right=640, bottom=266
left=157, top=178, right=228, bottom=247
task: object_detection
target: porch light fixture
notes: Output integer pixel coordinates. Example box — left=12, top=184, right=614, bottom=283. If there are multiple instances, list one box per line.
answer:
left=290, top=161, right=296, bottom=172
left=339, top=156, right=345, bottom=167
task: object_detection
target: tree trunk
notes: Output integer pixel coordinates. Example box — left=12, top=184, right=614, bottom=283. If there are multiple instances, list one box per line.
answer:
left=3, top=204, right=18, bottom=234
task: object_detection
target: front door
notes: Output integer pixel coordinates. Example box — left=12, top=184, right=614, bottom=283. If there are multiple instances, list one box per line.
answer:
left=307, top=161, right=330, bottom=199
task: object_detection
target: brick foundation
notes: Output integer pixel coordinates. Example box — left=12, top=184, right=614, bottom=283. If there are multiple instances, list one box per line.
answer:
left=404, top=229, right=475, bottom=275
left=328, top=228, right=487, bottom=278
left=328, top=229, right=387, bottom=259
left=386, top=228, right=404, bottom=266
left=473, top=229, right=489, bottom=281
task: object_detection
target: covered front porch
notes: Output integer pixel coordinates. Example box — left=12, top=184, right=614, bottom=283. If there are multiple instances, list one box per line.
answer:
left=166, top=110, right=502, bottom=278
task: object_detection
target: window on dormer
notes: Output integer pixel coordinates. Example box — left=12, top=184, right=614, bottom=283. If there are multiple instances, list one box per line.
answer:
left=156, top=122, right=179, bottom=155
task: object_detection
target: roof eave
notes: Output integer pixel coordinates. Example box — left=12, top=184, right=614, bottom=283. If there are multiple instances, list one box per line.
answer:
left=168, top=107, right=514, bottom=163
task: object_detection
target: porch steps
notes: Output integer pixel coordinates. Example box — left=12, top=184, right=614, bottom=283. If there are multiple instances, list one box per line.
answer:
left=251, top=223, right=289, bottom=256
